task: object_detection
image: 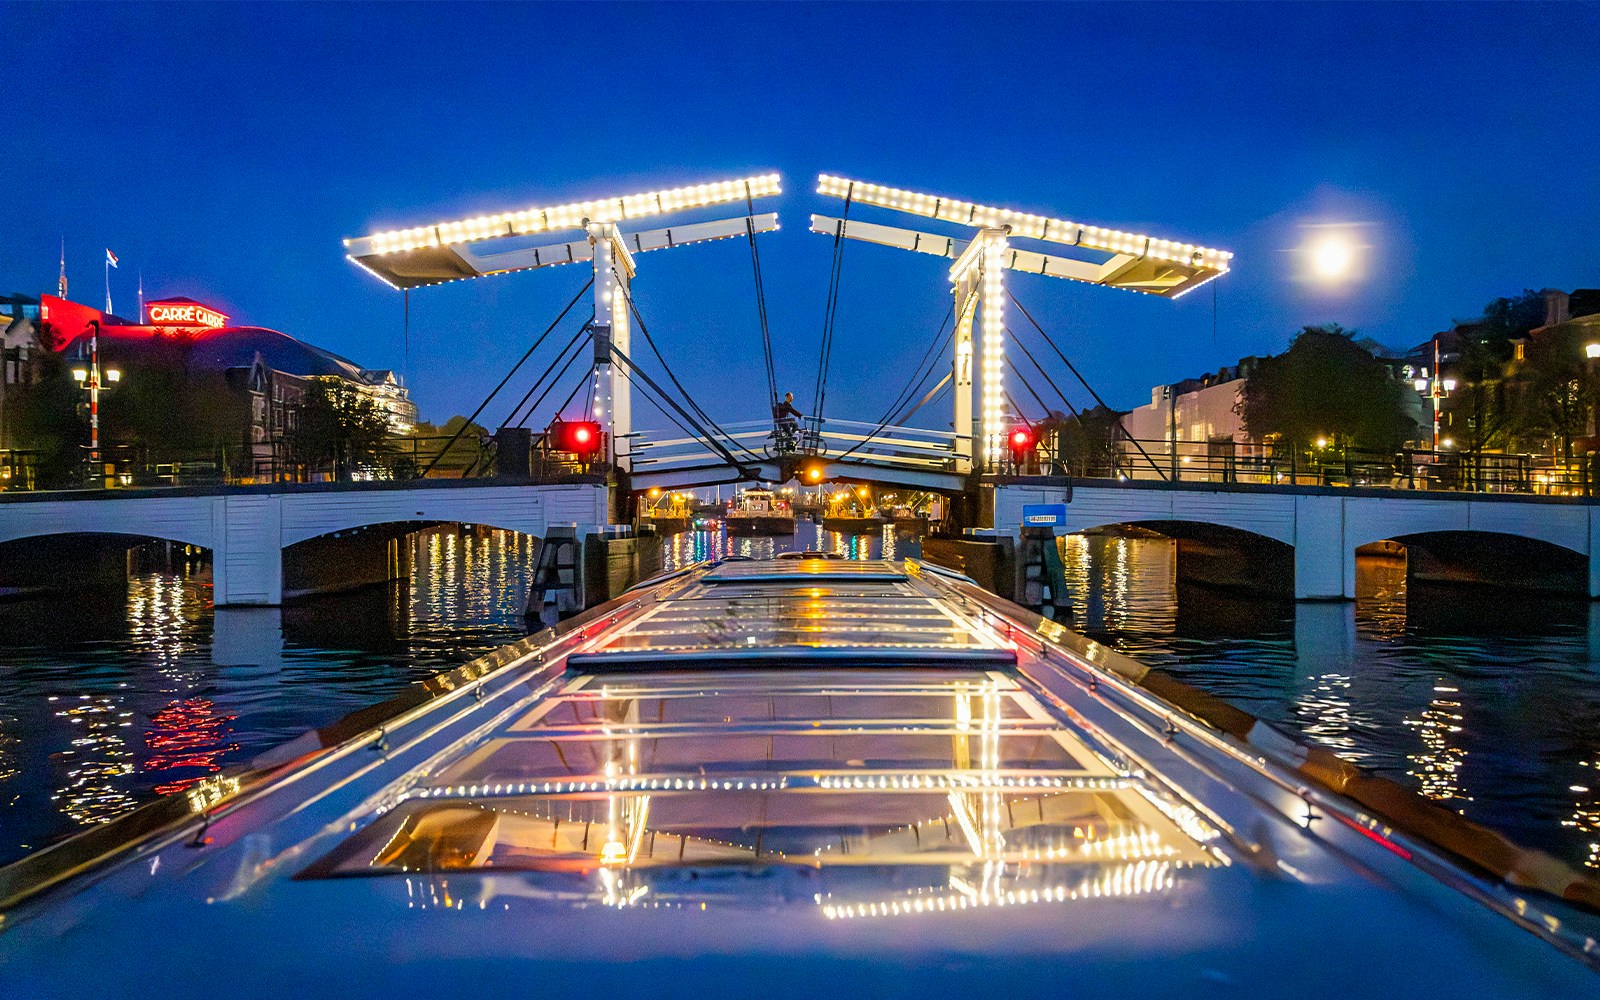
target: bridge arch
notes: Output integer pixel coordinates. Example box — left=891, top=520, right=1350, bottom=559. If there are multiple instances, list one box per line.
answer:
left=279, top=504, right=551, bottom=549
left=0, top=529, right=213, bottom=599
left=1356, top=529, right=1589, bottom=596
left=1069, top=519, right=1295, bottom=599
left=0, top=497, right=217, bottom=550
left=281, top=520, right=545, bottom=602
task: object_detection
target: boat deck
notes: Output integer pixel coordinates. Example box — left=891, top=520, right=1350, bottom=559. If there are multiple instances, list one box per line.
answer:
left=1, top=559, right=1596, bottom=996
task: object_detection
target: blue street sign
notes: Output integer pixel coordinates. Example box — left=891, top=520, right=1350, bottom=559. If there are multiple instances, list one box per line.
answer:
left=1021, top=503, right=1067, bottom=527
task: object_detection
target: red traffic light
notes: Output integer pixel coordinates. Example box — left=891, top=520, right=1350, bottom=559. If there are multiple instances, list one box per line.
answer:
left=549, top=419, right=603, bottom=457
left=1008, top=426, right=1035, bottom=453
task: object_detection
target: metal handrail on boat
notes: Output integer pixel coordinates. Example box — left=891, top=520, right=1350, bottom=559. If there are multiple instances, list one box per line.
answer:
left=906, top=558, right=1600, bottom=944
left=0, top=583, right=664, bottom=915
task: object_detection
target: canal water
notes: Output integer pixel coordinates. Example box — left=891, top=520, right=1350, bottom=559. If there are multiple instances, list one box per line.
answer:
left=0, top=523, right=1596, bottom=876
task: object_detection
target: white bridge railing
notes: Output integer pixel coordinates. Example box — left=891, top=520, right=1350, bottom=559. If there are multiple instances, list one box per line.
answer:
left=627, top=417, right=966, bottom=474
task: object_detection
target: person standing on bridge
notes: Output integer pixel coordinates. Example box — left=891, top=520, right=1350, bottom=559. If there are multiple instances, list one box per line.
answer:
left=774, top=392, right=804, bottom=453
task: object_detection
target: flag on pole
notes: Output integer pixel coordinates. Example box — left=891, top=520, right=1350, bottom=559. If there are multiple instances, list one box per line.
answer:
left=106, top=248, right=119, bottom=268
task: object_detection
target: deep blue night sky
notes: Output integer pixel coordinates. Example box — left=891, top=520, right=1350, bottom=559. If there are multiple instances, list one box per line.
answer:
left=5, top=2, right=1600, bottom=429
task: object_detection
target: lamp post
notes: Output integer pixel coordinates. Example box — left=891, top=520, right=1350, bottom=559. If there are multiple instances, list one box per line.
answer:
left=70, top=320, right=120, bottom=483
left=1412, top=337, right=1456, bottom=452
left=1585, top=343, right=1600, bottom=493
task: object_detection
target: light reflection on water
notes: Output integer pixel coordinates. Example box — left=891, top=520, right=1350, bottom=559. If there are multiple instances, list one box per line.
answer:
left=1, top=524, right=1597, bottom=877
left=0, top=523, right=905, bottom=865
left=1057, top=532, right=1600, bottom=869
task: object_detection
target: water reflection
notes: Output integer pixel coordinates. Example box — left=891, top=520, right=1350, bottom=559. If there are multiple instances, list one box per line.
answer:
left=5, top=521, right=1600, bottom=881
left=0, top=527, right=545, bottom=866
left=50, top=694, right=137, bottom=825
left=1055, top=531, right=1600, bottom=868
left=661, top=522, right=916, bottom=572
left=1404, top=685, right=1470, bottom=807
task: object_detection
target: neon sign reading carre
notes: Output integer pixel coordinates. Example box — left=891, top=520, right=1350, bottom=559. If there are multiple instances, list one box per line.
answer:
left=148, top=303, right=227, bottom=329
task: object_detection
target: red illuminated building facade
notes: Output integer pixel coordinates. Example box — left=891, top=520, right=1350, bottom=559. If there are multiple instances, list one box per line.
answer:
left=8, top=293, right=415, bottom=481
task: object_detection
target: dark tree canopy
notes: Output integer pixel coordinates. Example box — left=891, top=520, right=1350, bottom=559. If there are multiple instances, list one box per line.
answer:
left=1475, top=290, right=1548, bottom=345
left=5, top=349, right=82, bottom=487
left=288, top=379, right=392, bottom=480
left=1507, top=318, right=1593, bottom=463
left=1239, top=324, right=1415, bottom=452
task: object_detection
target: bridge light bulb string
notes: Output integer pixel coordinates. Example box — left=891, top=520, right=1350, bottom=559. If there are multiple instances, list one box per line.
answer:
left=351, top=174, right=783, bottom=255
left=815, top=174, right=1232, bottom=272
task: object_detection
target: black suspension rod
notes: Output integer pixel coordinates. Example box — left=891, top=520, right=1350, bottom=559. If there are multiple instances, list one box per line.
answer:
left=1007, top=289, right=1168, bottom=481
left=502, top=323, right=591, bottom=429
left=418, top=278, right=592, bottom=477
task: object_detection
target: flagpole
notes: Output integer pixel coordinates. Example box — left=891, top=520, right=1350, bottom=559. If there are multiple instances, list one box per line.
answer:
left=105, top=253, right=111, bottom=314
left=138, top=271, right=145, bottom=323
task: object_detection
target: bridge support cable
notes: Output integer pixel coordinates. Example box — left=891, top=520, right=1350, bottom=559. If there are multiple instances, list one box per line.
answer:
left=616, top=278, right=764, bottom=462
left=873, top=304, right=955, bottom=426
left=1005, top=327, right=1084, bottom=422
left=607, top=345, right=750, bottom=471
left=1004, top=359, right=1052, bottom=425
left=620, top=363, right=723, bottom=460
left=1007, top=288, right=1170, bottom=481
left=418, top=278, right=594, bottom=477
left=506, top=323, right=593, bottom=429
left=810, top=188, right=854, bottom=426
left=503, top=323, right=591, bottom=427
left=744, top=183, right=779, bottom=410
left=831, top=306, right=955, bottom=463
left=896, top=372, right=951, bottom=425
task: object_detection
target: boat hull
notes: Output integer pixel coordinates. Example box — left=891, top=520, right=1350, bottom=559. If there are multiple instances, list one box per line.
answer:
left=725, top=515, right=795, bottom=536
left=822, top=515, right=886, bottom=534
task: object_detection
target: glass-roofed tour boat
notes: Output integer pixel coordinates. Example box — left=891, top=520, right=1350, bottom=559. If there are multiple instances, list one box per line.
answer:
left=2, top=557, right=1597, bottom=996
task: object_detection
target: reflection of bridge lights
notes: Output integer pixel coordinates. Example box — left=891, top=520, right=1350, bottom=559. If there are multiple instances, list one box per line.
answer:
left=128, top=572, right=205, bottom=684
left=1563, top=759, right=1600, bottom=870
left=820, top=860, right=1176, bottom=920
left=51, top=695, right=137, bottom=826
left=1296, top=672, right=1374, bottom=762
left=1404, top=687, right=1470, bottom=806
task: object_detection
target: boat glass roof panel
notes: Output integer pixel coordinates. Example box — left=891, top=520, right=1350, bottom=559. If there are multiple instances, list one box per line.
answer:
left=305, top=668, right=1218, bottom=885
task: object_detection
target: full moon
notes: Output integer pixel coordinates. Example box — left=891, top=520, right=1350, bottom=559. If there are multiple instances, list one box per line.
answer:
left=1310, top=234, right=1356, bottom=280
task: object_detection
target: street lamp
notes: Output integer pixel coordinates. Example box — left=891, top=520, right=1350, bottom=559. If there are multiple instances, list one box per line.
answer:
left=1411, top=336, right=1454, bottom=452
left=70, top=320, right=120, bottom=474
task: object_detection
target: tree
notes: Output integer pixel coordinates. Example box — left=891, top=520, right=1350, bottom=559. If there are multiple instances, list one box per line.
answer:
left=1238, top=324, right=1415, bottom=453
left=1050, top=405, right=1123, bottom=476
left=6, top=349, right=82, bottom=488
left=288, top=380, right=392, bottom=481
left=1474, top=289, right=1547, bottom=346
left=1506, top=319, right=1592, bottom=467
left=393, top=415, right=488, bottom=477
left=1448, top=290, right=1549, bottom=453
